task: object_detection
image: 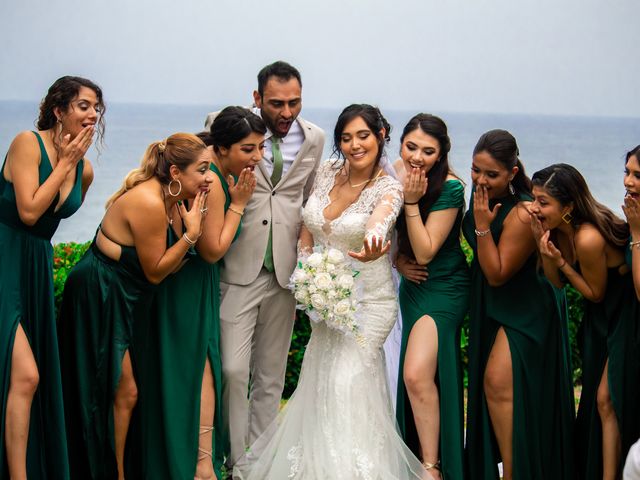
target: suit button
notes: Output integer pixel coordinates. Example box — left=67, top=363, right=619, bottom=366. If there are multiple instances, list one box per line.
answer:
left=272, top=191, right=276, bottom=196
left=262, top=220, right=268, bottom=225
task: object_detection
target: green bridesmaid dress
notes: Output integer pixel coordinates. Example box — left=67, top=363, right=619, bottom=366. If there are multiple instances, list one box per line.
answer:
left=574, top=247, right=640, bottom=479
left=396, top=179, right=469, bottom=480
left=132, top=163, right=238, bottom=479
left=0, top=131, right=84, bottom=479
left=462, top=191, right=575, bottom=480
left=58, top=227, right=156, bottom=478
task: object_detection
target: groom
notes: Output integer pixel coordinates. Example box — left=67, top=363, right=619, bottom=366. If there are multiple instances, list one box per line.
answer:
left=204, top=61, right=324, bottom=472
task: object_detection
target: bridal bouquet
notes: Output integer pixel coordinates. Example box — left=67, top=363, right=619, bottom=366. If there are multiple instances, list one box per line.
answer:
left=290, top=247, right=360, bottom=337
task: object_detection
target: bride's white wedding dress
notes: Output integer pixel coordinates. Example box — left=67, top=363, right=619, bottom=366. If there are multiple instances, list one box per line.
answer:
left=236, top=160, right=428, bottom=480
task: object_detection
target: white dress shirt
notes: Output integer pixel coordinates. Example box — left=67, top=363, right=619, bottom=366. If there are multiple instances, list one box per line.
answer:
left=252, top=107, right=304, bottom=177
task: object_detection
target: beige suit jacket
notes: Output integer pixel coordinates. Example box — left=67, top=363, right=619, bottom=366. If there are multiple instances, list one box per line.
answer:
left=204, top=111, right=325, bottom=288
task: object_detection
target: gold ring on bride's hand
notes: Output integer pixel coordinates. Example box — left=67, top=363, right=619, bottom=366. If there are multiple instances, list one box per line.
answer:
left=200, top=207, right=208, bottom=214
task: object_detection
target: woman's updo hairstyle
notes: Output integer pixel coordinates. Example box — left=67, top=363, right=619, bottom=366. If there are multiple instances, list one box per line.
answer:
left=332, top=104, right=391, bottom=177
left=208, top=106, right=266, bottom=153
left=106, top=133, right=206, bottom=208
left=473, top=129, right=532, bottom=197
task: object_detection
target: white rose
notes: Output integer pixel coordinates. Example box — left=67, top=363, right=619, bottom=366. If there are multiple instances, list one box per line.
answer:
left=308, top=284, right=317, bottom=294
left=326, top=248, right=344, bottom=264
left=294, top=289, right=308, bottom=303
left=326, top=289, right=338, bottom=299
left=307, top=253, right=323, bottom=268
left=325, top=263, right=336, bottom=273
left=333, top=299, right=352, bottom=316
left=337, top=274, right=355, bottom=289
left=314, top=272, right=333, bottom=289
left=291, top=268, right=308, bottom=284
left=310, top=293, right=326, bottom=310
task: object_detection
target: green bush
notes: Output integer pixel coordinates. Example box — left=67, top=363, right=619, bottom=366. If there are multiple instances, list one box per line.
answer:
left=53, top=241, right=90, bottom=312
left=52, top=239, right=585, bottom=398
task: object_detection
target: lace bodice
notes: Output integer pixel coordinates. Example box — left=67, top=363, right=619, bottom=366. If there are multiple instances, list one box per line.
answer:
left=303, top=160, right=403, bottom=253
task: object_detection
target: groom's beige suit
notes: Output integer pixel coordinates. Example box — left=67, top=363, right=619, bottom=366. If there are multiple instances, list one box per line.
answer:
left=204, top=111, right=324, bottom=467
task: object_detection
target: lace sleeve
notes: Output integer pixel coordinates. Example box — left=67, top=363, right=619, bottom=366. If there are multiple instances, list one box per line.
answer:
left=365, top=178, right=403, bottom=242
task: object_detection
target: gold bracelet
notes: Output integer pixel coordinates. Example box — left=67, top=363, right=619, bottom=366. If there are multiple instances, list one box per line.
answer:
left=405, top=211, right=421, bottom=218
left=475, top=228, right=490, bottom=237
left=630, top=240, right=640, bottom=250
left=557, top=259, right=567, bottom=269
left=183, top=232, right=197, bottom=246
left=228, top=206, right=244, bottom=216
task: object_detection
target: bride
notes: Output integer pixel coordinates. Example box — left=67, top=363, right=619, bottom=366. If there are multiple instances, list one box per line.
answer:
left=235, top=105, right=429, bottom=480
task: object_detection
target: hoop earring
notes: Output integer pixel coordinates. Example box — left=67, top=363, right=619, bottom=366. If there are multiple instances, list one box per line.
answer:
left=508, top=181, right=515, bottom=195
left=562, top=211, right=573, bottom=224
left=168, top=179, right=182, bottom=197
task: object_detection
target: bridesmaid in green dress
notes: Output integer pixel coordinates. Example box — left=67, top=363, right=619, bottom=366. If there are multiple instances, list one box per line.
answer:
left=462, top=130, right=574, bottom=480
left=58, top=133, right=210, bottom=480
left=531, top=163, right=638, bottom=480
left=0, top=76, right=101, bottom=479
left=394, top=114, right=469, bottom=480
left=132, top=107, right=264, bottom=480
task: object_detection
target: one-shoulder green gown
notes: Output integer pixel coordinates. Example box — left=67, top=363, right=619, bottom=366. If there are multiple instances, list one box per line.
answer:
left=0, top=131, right=84, bottom=479
left=575, top=248, right=640, bottom=479
left=58, top=231, right=156, bottom=478
left=462, top=191, right=574, bottom=480
left=396, top=180, right=469, bottom=480
left=131, top=163, right=238, bottom=479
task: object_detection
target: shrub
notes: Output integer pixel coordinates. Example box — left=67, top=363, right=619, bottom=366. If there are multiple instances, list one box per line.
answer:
left=53, top=241, right=90, bottom=312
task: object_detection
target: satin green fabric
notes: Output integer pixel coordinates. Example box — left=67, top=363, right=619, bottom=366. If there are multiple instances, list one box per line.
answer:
left=396, top=180, right=469, bottom=480
left=130, top=162, right=238, bottom=478
left=575, top=255, right=640, bottom=479
left=0, top=132, right=84, bottom=479
left=462, top=190, right=575, bottom=479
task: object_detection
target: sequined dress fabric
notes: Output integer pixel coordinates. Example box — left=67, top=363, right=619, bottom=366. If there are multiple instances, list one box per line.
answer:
left=236, top=160, right=427, bottom=480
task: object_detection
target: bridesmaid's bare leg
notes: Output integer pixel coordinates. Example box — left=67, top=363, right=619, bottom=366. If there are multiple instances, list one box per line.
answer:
left=195, top=358, right=216, bottom=480
left=403, top=315, right=442, bottom=480
left=484, top=327, right=513, bottom=480
left=114, top=350, right=137, bottom=480
left=5, top=324, right=39, bottom=480
left=597, top=359, right=621, bottom=480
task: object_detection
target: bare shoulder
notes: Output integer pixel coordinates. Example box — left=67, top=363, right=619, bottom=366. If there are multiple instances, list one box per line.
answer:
left=8, top=131, right=40, bottom=160
left=506, top=201, right=533, bottom=227
left=575, top=223, right=606, bottom=253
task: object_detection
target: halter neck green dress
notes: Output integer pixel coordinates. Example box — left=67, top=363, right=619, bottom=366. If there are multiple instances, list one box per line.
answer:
left=462, top=191, right=575, bottom=480
left=396, top=179, right=469, bottom=480
left=574, top=248, right=640, bottom=479
left=57, top=226, right=156, bottom=478
left=131, top=163, right=239, bottom=479
left=0, top=131, right=84, bottom=479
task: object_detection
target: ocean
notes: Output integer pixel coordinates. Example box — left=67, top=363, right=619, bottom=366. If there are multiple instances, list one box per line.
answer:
left=0, top=100, right=638, bottom=243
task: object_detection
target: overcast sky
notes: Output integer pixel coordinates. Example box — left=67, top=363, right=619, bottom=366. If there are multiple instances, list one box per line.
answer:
left=1, top=0, right=638, bottom=117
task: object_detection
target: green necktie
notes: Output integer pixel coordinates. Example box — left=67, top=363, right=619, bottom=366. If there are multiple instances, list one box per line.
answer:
left=270, top=137, right=283, bottom=185
left=264, top=138, right=283, bottom=272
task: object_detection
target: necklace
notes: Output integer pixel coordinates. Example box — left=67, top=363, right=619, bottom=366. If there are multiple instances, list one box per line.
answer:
left=348, top=168, right=383, bottom=188
left=160, top=186, right=174, bottom=225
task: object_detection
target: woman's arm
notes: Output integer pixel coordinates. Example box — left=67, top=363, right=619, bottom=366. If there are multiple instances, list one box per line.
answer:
left=9, top=127, right=93, bottom=225
left=197, top=169, right=255, bottom=263
left=130, top=191, right=206, bottom=284
left=473, top=187, right=536, bottom=286
left=622, top=195, right=640, bottom=300
left=404, top=207, right=458, bottom=265
left=543, top=226, right=608, bottom=302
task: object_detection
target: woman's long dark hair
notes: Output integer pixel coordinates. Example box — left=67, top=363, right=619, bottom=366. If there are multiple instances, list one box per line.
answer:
left=396, top=113, right=455, bottom=258
left=532, top=163, right=628, bottom=247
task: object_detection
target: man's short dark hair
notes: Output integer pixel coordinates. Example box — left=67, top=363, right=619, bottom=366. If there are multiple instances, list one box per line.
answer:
left=257, top=61, right=302, bottom=97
